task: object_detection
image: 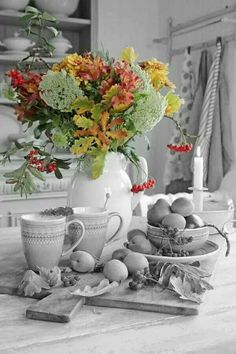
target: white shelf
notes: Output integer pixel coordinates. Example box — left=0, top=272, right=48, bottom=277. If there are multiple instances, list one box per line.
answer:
left=0, top=10, right=91, bottom=30
left=0, top=53, right=63, bottom=64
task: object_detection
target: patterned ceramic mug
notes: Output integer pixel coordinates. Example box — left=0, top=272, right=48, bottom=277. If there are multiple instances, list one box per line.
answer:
left=68, top=207, right=123, bottom=259
left=20, top=213, right=85, bottom=270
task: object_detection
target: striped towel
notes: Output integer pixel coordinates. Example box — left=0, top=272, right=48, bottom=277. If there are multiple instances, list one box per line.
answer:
left=192, top=39, right=222, bottom=185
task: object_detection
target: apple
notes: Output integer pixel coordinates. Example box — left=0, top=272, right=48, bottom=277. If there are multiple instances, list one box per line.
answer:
left=70, top=250, right=95, bottom=273
left=103, top=259, right=128, bottom=282
left=123, top=253, right=149, bottom=274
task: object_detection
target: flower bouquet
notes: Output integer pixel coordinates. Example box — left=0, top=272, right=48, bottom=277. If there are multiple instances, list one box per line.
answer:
left=0, top=6, right=192, bottom=196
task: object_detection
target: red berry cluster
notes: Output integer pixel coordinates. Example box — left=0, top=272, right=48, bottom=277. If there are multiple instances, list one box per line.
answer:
left=6, top=69, right=24, bottom=87
left=27, top=149, right=57, bottom=173
left=131, top=178, right=156, bottom=193
left=167, top=143, right=193, bottom=153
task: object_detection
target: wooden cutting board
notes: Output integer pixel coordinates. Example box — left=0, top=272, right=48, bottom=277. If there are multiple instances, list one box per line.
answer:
left=0, top=235, right=219, bottom=322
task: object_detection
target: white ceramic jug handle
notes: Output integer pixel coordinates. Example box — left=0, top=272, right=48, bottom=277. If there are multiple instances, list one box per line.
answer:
left=106, top=212, right=123, bottom=244
left=62, top=218, right=85, bottom=257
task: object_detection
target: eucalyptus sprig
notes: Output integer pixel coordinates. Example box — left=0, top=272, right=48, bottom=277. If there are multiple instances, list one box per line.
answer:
left=18, top=6, right=59, bottom=69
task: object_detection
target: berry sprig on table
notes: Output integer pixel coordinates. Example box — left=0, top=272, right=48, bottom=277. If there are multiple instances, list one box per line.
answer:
left=131, top=178, right=156, bottom=193
left=40, top=207, right=74, bottom=216
left=167, top=143, right=193, bottom=153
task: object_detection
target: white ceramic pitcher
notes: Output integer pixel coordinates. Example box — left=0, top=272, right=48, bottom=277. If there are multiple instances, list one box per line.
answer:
left=67, top=152, right=148, bottom=242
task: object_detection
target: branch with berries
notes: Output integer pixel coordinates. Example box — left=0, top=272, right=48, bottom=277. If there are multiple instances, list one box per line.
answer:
left=165, top=115, right=198, bottom=153
left=131, top=178, right=156, bottom=193
left=1, top=142, right=71, bottom=197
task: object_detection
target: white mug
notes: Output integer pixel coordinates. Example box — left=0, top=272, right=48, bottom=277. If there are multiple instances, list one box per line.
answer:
left=68, top=207, right=123, bottom=259
left=20, top=213, right=85, bottom=270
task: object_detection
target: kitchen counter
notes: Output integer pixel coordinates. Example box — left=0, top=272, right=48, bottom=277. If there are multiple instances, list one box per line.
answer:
left=0, top=217, right=236, bottom=354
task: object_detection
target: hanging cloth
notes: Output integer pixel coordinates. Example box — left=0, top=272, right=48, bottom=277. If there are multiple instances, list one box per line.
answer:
left=181, top=49, right=212, bottom=181
left=192, top=39, right=222, bottom=186
left=207, top=46, right=234, bottom=191
left=163, top=48, right=195, bottom=188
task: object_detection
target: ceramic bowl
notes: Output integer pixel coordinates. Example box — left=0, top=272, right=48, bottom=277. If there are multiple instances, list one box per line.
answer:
left=0, top=32, right=35, bottom=51
left=50, top=31, right=73, bottom=56
left=147, top=223, right=209, bottom=253
left=34, top=0, right=80, bottom=18
left=0, top=0, right=29, bottom=11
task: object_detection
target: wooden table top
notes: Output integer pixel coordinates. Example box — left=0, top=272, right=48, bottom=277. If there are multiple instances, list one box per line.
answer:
left=0, top=217, right=236, bottom=354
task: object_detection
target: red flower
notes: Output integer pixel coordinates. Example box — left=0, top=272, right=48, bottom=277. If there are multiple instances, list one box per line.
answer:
left=167, top=143, right=193, bottom=153
left=6, top=69, right=25, bottom=87
left=114, top=62, right=140, bottom=91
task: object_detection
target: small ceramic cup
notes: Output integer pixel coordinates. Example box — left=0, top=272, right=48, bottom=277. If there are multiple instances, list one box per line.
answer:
left=68, top=207, right=123, bottom=259
left=20, top=213, right=85, bottom=270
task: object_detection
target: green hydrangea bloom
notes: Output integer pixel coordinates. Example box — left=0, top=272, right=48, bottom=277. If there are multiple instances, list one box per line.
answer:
left=39, top=70, right=83, bottom=112
left=129, top=88, right=167, bottom=133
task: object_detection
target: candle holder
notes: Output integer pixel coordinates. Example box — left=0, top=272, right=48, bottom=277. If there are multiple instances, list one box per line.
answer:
left=188, top=186, right=208, bottom=212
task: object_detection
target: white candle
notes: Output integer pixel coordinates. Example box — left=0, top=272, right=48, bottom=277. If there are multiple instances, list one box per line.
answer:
left=193, top=146, right=203, bottom=190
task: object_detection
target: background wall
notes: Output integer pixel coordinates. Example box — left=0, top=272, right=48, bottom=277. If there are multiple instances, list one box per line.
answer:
left=97, top=0, right=236, bottom=193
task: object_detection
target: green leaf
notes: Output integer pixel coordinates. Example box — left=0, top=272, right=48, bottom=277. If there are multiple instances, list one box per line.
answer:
left=55, top=159, right=71, bottom=169
left=42, top=12, right=57, bottom=22
left=25, top=172, right=36, bottom=193
left=25, top=6, right=39, bottom=14
left=33, top=126, right=43, bottom=139
left=46, top=26, right=58, bottom=36
left=28, top=166, right=45, bottom=181
left=19, top=13, right=38, bottom=22
left=73, top=115, right=94, bottom=129
left=15, top=141, right=23, bottom=149
left=14, top=182, right=22, bottom=193
left=55, top=169, right=63, bottom=179
left=90, top=151, right=106, bottom=179
left=91, top=104, right=104, bottom=122
left=71, top=96, right=94, bottom=113
left=4, top=162, right=28, bottom=179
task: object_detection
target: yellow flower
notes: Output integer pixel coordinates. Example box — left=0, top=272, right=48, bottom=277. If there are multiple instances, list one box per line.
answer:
left=165, top=92, right=184, bottom=117
left=52, top=53, right=82, bottom=78
left=120, top=47, right=139, bottom=64
left=140, top=59, right=175, bottom=91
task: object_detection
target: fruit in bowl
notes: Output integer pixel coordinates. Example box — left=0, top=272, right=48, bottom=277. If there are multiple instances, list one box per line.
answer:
left=146, top=196, right=209, bottom=256
left=147, top=223, right=209, bottom=254
left=147, top=199, right=171, bottom=226
left=185, top=214, right=205, bottom=229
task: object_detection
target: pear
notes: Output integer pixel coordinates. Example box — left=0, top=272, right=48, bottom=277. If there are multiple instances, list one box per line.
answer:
left=147, top=199, right=171, bottom=226
left=112, top=248, right=131, bottom=261
left=185, top=214, right=205, bottom=229
left=127, top=229, right=147, bottom=242
left=128, top=235, right=156, bottom=254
